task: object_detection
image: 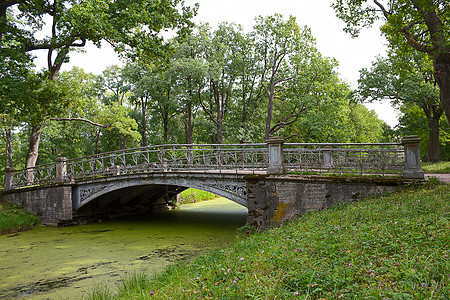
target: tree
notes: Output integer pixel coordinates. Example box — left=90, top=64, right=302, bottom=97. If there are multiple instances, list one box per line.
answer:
left=252, top=14, right=317, bottom=140
left=197, top=23, right=250, bottom=144
left=169, top=35, right=208, bottom=144
left=122, top=62, right=164, bottom=147
left=397, top=102, right=450, bottom=160
left=230, top=29, right=265, bottom=143
left=0, top=59, right=32, bottom=168
left=33, top=67, right=140, bottom=160
left=358, top=50, right=443, bottom=161
left=1, top=0, right=197, bottom=168
left=332, top=0, right=450, bottom=127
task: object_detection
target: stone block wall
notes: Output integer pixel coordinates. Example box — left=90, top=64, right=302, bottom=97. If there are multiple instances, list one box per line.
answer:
left=1, top=186, right=72, bottom=225
left=246, top=176, right=402, bottom=229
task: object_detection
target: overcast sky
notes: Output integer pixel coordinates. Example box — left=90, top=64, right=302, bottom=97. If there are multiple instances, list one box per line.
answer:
left=35, top=0, right=399, bottom=127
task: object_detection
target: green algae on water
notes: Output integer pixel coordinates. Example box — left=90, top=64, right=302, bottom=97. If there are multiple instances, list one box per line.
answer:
left=0, top=198, right=247, bottom=299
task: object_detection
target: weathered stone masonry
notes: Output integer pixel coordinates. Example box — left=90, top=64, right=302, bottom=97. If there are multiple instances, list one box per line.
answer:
left=2, top=186, right=72, bottom=225
left=246, top=176, right=402, bottom=229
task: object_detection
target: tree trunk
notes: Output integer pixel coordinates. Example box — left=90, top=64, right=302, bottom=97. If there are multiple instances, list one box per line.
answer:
left=216, top=121, right=223, bottom=144
left=185, top=84, right=194, bottom=144
left=25, top=125, right=42, bottom=169
left=185, top=100, right=193, bottom=144
left=119, top=135, right=127, bottom=150
left=94, top=129, right=100, bottom=154
left=264, top=87, right=274, bottom=141
left=427, top=117, right=441, bottom=162
left=162, top=89, right=171, bottom=144
left=141, top=99, right=147, bottom=147
left=5, top=127, right=13, bottom=168
left=434, top=54, right=450, bottom=127
left=162, top=108, right=169, bottom=144
left=213, top=85, right=224, bottom=144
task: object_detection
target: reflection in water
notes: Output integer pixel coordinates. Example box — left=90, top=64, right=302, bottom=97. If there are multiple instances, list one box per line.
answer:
left=0, top=198, right=247, bottom=299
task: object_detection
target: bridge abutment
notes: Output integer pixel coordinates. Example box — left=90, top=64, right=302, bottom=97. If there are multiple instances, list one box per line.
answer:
left=2, top=186, right=73, bottom=226
left=246, top=176, right=402, bottom=230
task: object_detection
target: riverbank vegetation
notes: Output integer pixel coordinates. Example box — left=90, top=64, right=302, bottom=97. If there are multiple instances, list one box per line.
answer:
left=87, top=181, right=450, bottom=299
left=0, top=201, right=40, bottom=235
left=178, top=189, right=217, bottom=205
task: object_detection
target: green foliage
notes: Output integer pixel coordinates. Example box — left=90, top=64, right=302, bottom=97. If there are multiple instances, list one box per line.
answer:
left=332, top=0, right=450, bottom=49
left=332, top=0, right=450, bottom=128
left=2, top=14, right=393, bottom=168
left=0, top=201, right=40, bottom=235
left=1, top=0, right=197, bottom=168
left=178, top=189, right=217, bottom=205
left=357, top=45, right=447, bottom=160
left=86, top=182, right=450, bottom=299
left=397, top=103, right=450, bottom=161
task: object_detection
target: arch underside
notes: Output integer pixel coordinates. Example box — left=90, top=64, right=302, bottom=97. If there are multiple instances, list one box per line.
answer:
left=73, top=174, right=248, bottom=217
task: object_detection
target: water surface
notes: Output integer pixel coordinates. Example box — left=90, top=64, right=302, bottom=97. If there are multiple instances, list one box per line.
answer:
left=0, top=198, right=247, bottom=299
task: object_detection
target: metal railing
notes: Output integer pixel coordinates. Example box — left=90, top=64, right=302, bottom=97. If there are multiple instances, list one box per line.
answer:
left=65, top=143, right=268, bottom=181
left=283, top=143, right=404, bottom=176
left=3, top=140, right=416, bottom=191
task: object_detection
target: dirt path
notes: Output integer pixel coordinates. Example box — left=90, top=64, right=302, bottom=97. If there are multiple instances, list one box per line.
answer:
left=425, top=173, right=450, bottom=183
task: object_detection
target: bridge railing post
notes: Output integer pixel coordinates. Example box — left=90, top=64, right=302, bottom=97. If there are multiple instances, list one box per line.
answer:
left=266, top=137, right=285, bottom=175
left=55, top=157, right=67, bottom=183
left=4, top=167, right=15, bottom=191
left=323, top=146, right=333, bottom=168
left=401, top=136, right=424, bottom=179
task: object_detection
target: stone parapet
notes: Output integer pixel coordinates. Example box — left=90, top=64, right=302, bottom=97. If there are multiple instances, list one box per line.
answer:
left=401, top=136, right=424, bottom=179
left=266, top=137, right=285, bottom=175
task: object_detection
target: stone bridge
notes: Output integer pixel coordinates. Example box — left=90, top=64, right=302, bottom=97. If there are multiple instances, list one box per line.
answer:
left=1, top=136, right=424, bottom=229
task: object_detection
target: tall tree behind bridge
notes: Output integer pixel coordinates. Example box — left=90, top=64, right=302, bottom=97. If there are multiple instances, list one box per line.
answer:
left=252, top=14, right=318, bottom=140
left=358, top=48, right=443, bottom=161
left=332, top=0, right=450, bottom=127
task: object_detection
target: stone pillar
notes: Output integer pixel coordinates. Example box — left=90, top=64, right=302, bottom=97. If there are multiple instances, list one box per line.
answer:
left=401, top=136, right=424, bottom=179
left=4, top=167, right=16, bottom=191
left=266, top=137, right=285, bottom=175
left=323, top=147, right=333, bottom=168
left=55, top=157, right=67, bottom=184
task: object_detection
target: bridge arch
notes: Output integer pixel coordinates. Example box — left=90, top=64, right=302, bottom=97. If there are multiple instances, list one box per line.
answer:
left=73, top=173, right=248, bottom=216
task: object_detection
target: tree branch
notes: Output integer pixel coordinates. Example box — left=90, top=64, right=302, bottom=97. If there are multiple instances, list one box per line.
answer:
left=373, top=0, right=390, bottom=19
left=25, top=35, right=86, bottom=52
left=269, top=104, right=307, bottom=134
left=274, top=76, right=293, bottom=86
left=50, top=117, right=111, bottom=128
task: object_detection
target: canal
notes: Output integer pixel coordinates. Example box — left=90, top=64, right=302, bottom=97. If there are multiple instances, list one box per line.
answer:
left=0, top=198, right=247, bottom=299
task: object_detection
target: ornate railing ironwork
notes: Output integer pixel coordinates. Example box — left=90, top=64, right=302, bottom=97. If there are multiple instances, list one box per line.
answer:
left=5, top=144, right=268, bottom=189
left=283, top=143, right=404, bottom=176
left=65, top=143, right=268, bottom=181
left=3, top=140, right=414, bottom=191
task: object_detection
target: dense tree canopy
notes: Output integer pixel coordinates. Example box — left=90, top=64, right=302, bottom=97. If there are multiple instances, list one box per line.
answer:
left=358, top=47, right=445, bottom=161
left=333, top=0, right=450, bottom=127
left=0, top=0, right=197, bottom=168
left=1, top=13, right=393, bottom=177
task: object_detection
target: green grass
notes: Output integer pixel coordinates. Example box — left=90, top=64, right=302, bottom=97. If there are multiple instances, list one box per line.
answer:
left=0, top=201, right=40, bottom=235
left=86, top=181, right=450, bottom=299
left=178, top=188, right=217, bottom=205
left=422, top=161, right=450, bottom=173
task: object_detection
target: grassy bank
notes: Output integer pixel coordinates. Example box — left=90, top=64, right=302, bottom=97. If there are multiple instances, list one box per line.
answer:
left=422, top=161, right=450, bottom=173
left=88, top=181, right=450, bottom=299
left=178, top=188, right=217, bottom=205
left=0, top=201, right=40, bottom=235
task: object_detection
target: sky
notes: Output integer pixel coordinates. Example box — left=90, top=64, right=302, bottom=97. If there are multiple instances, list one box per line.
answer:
left=35, top=0, right=399, bottom=127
